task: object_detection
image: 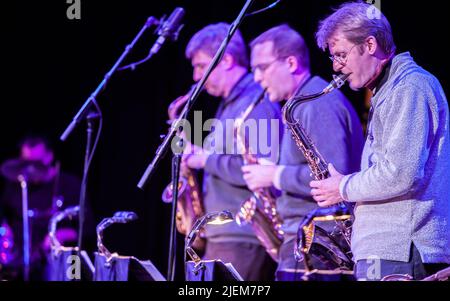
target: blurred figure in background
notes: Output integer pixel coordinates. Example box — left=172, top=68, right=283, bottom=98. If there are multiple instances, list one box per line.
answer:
left=0, top=136, right=93, bottom=280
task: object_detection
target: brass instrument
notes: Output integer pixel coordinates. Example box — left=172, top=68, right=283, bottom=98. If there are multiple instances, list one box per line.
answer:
left=281, top=74, right=354, bottom=271
left=235, top=90, right=284, bottom=262
left=382, top=266, right=450, bottom=281
left=161, top=85, right=205, bottom=249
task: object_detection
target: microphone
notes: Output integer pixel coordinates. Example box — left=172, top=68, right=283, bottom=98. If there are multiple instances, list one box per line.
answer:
left=111, top=211, right=138, bottom=223
left=150, top=7, right=185, bottom=55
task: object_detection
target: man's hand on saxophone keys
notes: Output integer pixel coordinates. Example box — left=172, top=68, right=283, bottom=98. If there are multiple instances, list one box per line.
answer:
left=310, top=163, right=345, bottom=207
left=182, top=141, right=209, bottom=170
left=241, top=164, right=277, bottom=191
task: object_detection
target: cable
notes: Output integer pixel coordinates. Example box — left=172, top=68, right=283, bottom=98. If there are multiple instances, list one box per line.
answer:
left=245, top=0, right=282, bottom=17
left=77, top=98, right=103, bottom=251
left=86, top=99, right=103, bottom=170
left=118, top=51, right=155, bottom=72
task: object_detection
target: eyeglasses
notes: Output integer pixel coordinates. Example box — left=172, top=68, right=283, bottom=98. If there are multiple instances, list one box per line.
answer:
left=251, top=58, right=280, bottom=74
left=329, top=44, right=360, bottom=66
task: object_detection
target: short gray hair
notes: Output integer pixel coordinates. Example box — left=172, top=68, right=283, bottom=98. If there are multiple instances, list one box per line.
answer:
left=316, top=1, right=396, bottom=56
left=185, top=23, right=249, bottom=68
left=250, top=24, right=310, bottom=70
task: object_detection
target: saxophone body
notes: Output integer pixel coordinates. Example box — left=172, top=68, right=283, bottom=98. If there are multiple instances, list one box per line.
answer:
left=234, top=91, right=284, bottom=262
left=161, top=166, right=204, bottom=237
left=282, top=74, right=354, bottom=270
left=161, top=86, right=205, bottom=250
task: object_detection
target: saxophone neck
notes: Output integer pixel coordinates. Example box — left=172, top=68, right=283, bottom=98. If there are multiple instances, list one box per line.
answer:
left=235, top=89, right=266, bottom=156
left=283, top=73, right=350, bottom=121
left=167, top=84, right=197, bottom=122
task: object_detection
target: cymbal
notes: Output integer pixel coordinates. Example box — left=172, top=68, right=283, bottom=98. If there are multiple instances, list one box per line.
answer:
left=0, top=159, right=52, bottom=183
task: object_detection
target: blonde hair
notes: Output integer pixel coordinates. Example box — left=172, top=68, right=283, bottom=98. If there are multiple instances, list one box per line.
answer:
left=316, top=1, right=396, bottom=56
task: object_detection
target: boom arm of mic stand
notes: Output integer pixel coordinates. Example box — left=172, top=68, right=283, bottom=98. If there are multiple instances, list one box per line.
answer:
left=137, top=120, right=180, bottom=189
left=60, top=16, right=159, bottom=142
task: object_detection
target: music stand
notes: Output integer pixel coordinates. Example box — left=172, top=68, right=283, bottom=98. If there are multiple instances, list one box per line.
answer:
left=185, top=259, right=243, bottom=281
left=94, top=253, right=166, bottom=281
left=94, top=211, right=166, bottom=281
left=184, top=211, right=236, bottom=281
left=46, top=206, right=94, bottom=281
left=46, top=247, right=94, bottom=281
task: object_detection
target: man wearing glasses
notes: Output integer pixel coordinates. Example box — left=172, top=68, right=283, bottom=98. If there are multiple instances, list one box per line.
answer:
left=311, top=2, right=450, bottom=280
left=242, top=24, right=364, bottom=278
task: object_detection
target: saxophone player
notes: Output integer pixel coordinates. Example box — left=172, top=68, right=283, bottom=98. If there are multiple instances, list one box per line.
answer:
left=310, top=2, right=450, bottom=280
left=243, top=25, right=364, bottom=278
left=179, top=23, right=282, bottom=280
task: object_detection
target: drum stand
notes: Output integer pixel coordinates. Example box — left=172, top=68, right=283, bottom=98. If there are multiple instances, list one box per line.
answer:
left=18, top=174, right=31, bottom=281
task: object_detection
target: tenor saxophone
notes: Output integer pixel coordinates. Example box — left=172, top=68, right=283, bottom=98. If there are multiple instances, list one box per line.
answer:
left=235, top=90, right=284, bottom=262
left=282, top=74, right=354, bottom=271
left=161, top=85, right=205, bottom=249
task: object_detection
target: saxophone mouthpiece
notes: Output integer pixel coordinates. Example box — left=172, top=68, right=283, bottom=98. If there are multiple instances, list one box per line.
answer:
left=323, top=73, right=350, bottom=94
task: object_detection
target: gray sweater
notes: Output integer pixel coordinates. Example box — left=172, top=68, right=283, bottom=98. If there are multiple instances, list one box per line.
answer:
left=277, top=76, right=364, bottom=235
left=203, top=73, right=283, bottom=244
left=339, top=52, right=450, bottom=263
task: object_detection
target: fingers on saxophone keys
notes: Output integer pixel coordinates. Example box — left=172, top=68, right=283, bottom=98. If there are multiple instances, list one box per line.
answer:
left=310, top=188, right=320, bottom=197
left=241, top=165, right=250, bottom=174
left=312, top=193, right=326, bottom=202
left=309, top=180, right=322, bottom=189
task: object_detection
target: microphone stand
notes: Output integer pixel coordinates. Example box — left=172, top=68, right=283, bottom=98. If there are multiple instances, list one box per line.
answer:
left=60, top=16, right=159, bottom=142
left=77, top=112, right=99, bottom=252
left=167, top=144, right=182, bottom=281
left=59, top=16, right=159, bottom=254
left=18, top=175, right=31, bottom=281
left=136, top=0, right=256, bottom=281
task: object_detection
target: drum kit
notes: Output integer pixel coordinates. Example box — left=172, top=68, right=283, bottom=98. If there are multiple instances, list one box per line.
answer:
left=1, top=159, right=54, bottom=184
left=0, top=158, right=59, bottom=280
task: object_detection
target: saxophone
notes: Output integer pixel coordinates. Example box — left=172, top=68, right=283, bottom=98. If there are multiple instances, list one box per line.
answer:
left=161, top=85, right=205, bottom=249
left=281, top=74, right=354, bottom=271
left=235, top=90, right=284, bottom=262
left=382, top=266, right=450, bottom=281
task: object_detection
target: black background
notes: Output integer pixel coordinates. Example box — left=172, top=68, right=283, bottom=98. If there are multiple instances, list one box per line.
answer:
left=4, top=0, right=449, bottom=280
